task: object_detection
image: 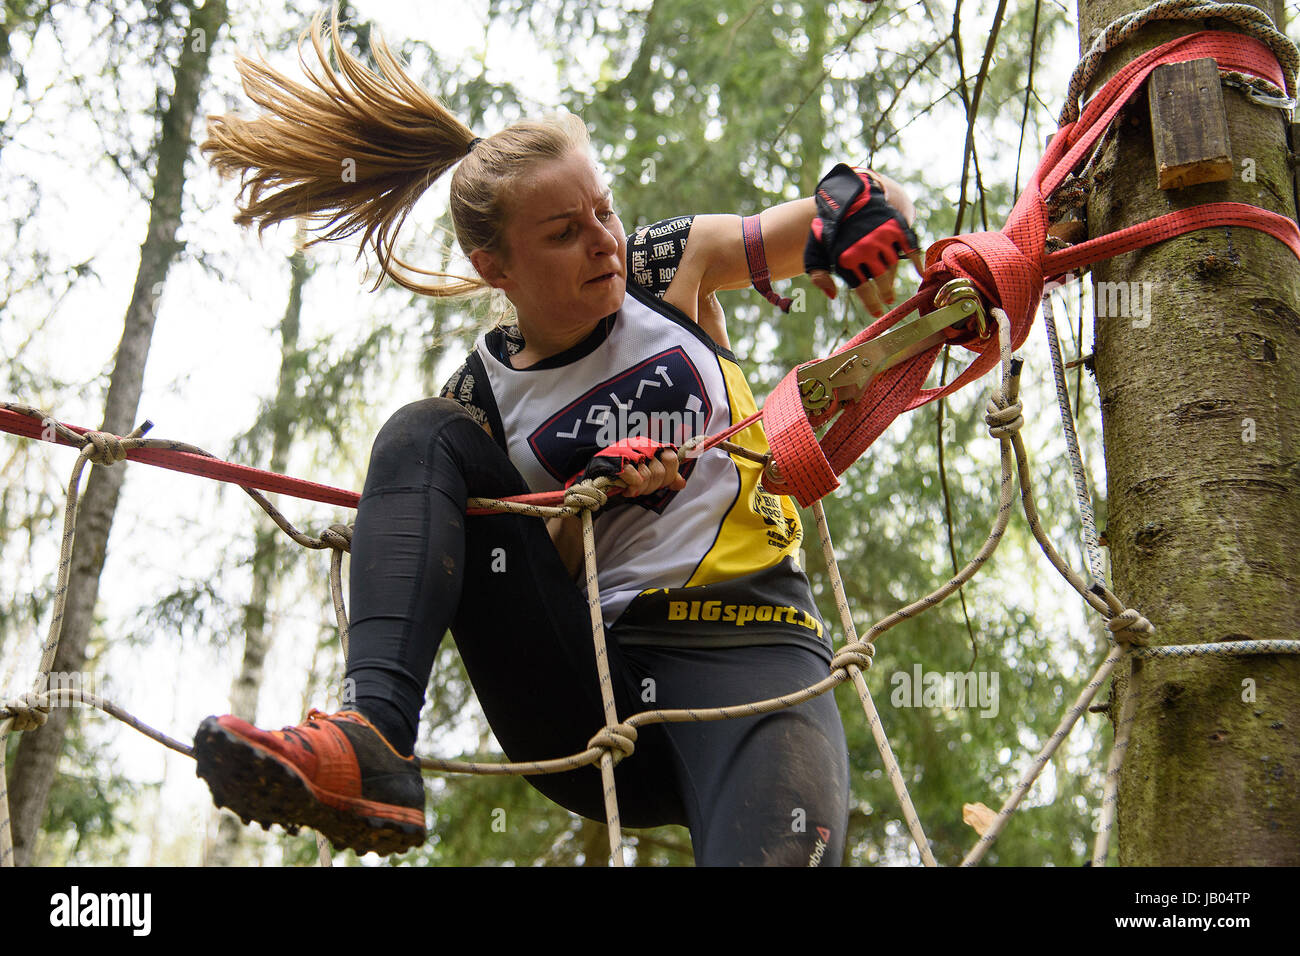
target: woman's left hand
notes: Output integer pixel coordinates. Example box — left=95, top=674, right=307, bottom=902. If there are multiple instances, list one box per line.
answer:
left=804, top=165, right=925, bottom=317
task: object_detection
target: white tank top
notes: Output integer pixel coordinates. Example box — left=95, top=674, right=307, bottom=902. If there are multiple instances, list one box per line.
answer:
left=442, top=222, right=828, bottom=658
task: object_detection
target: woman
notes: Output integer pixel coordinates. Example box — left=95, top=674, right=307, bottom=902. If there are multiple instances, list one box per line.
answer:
left=193, top=9, right=921, bottom=866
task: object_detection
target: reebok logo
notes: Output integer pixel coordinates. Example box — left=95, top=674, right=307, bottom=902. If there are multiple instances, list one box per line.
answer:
left=808, top=826, right=832, bottom=866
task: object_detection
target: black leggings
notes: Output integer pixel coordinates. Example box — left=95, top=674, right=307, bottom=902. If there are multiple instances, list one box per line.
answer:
left=345, top=397, right=849, bottom=865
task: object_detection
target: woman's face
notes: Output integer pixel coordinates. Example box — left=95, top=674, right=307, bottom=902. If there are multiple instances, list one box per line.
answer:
left=473, top=149, right=627, bottom=349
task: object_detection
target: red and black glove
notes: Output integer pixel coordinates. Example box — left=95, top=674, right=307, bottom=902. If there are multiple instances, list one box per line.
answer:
left=566, top=436, right=678, bottom=487
left=804, top=164, right=920, bottom=289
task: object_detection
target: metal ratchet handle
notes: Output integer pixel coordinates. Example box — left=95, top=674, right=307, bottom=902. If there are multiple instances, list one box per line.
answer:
left=797, top=279, right=987, bottom=415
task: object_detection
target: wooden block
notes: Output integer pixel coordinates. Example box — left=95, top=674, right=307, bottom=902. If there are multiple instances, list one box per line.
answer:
left=1150, top=58, right=1233, bottom=190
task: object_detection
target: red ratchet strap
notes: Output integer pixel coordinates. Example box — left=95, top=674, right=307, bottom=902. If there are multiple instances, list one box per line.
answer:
left=0, top=406, right=608, bottom=515
left=0, top=407, right=361, bottom=509
left=742, top=214, right=794, bottom=312
left=763, top=30, right=1300, bottom=507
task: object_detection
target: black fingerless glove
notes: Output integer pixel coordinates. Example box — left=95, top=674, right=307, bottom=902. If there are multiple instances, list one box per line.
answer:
left=804, top=164, right=919, bottom=288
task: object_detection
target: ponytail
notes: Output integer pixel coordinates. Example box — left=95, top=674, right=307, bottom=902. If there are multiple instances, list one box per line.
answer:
left=204, top=6, right=482, bottom=295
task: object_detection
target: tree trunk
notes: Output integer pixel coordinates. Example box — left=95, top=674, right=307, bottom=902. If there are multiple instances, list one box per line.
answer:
left=208, top=239, right=309, bottom=866
left=1077, top=0, right=1300, bottom=864
left=5, top=0, right=228, bottom=866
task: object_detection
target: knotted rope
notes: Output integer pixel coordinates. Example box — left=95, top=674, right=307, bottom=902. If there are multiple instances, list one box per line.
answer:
left=0, top=694, right=51, bottom=733
left=6, top=303, right=1300, bottom=869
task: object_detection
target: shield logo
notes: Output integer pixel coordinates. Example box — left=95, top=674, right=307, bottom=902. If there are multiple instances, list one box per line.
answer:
left=528, top=347, right=713, bottom=512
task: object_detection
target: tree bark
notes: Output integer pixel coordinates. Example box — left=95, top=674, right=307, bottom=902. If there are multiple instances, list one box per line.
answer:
left=5, top=0, right=229, bottom=866
left=208, top=240, right=308, bottom=866
left=1077, top=0, right=1300, bottom=864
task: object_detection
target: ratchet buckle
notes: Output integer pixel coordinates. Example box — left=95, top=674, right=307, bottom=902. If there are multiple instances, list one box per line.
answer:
left=796, top=279, right=988, bottom=417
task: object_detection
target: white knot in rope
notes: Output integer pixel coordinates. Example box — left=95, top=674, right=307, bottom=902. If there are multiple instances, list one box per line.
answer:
left=985, top=398, right=1024, bottom=440
left=830, top=641, right=875, bottom=673
left=680, top=435, right=707, bottom=457
left=564, top=481, right=608, bottom=513
left=1107, top=608, right=1155, bottom=647
left=320, top=523, right=353, bottom=553
left=1, top=693, right=52, bottom=732
left=587, top=723, right=638, bottom=764
left=81, top=430, right=128, bottom=466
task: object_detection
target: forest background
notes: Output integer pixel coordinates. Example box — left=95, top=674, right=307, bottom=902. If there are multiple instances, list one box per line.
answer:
left=3, top=0, right=1292, bottom=866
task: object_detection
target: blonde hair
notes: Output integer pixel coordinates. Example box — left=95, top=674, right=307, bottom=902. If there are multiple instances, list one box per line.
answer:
left=203, top=5, right=590, bottom=296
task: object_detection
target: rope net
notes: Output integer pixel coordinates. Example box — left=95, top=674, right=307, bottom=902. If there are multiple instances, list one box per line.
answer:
left=3, top=1, right=1300, bottom=867
left=5, top=304, right=1295, bottom=867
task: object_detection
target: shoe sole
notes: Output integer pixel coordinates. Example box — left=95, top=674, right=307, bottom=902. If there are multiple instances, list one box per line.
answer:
left=193, top=717, right=427, bottom=857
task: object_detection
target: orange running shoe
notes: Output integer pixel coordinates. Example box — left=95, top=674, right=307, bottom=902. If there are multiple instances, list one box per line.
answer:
left=193, top=709, right=426, bottom=856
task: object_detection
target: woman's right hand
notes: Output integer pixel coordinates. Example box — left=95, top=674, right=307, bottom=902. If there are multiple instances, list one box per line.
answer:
left=615, top=447, right=686, bottom=498
left=569, top=437, right=687, bottom=499
left=547, top=446, right=685, bottom=581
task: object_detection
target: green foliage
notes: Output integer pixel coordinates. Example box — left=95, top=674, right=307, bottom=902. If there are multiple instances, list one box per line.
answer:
left=32, top=711, right=137, bottom=864
left=135, top=575, right=241, bottom=648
